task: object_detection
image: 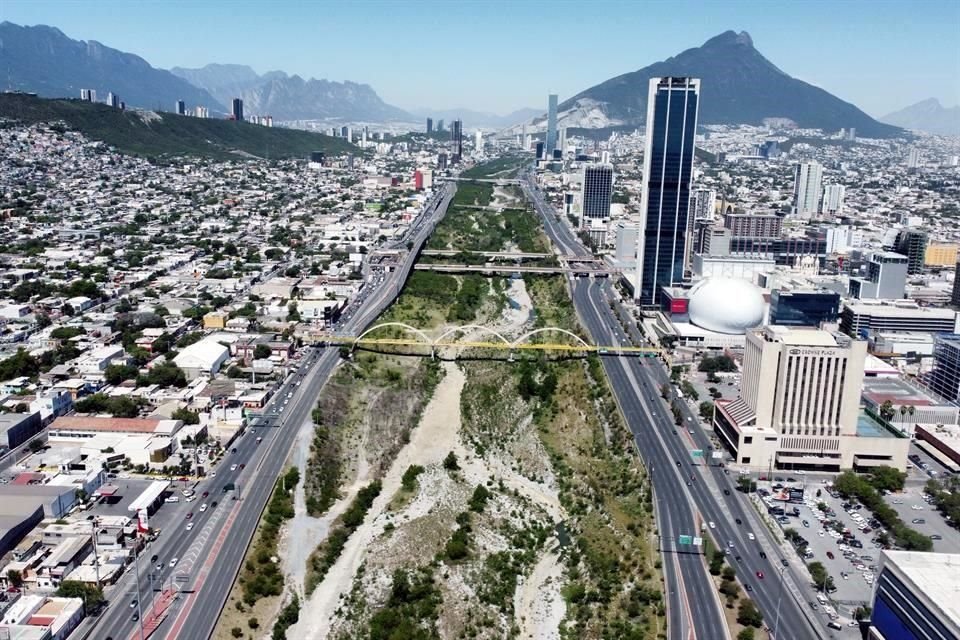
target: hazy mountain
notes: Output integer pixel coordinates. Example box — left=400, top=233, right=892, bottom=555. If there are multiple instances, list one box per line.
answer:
left=545, top=30, right=902, bottom=138
left=411, top=107, right=541, bottom=129
left=881, top=98, right=960, bottom=136
left=0, top=22, right=223, bottom=112
left=171, top=64, right=414, bottom=122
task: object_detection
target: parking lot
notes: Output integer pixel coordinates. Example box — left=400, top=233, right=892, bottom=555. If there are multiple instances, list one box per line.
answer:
left=757, top=478, right=876, bottom=608
left=757, top=471, right=960, bottom=615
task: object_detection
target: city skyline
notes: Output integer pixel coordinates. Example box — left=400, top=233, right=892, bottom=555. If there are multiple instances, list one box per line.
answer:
left=2, top=0, right=958, bottom=117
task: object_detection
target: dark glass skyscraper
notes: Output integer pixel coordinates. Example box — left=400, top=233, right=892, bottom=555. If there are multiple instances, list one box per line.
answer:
left=635, top=77, right=700, bottom=305
left=232, top=98, right=244, bottom=122
left=451, top=119, right=463, bottom=162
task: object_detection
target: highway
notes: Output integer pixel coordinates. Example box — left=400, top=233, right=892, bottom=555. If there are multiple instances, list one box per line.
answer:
left=93, top=184, right=456, bottom=640
left=522, top=175, right=827, bottom=640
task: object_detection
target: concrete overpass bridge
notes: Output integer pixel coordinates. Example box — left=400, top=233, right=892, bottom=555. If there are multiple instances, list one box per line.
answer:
left=308, top=322, right=659, bottom=360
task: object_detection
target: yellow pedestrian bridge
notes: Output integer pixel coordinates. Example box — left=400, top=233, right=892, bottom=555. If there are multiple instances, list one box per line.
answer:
left=306, top=322, right=661, bottom=359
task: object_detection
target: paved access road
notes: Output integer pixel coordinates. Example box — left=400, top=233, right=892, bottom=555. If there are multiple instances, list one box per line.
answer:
left=523, top=173, right=829, bottom=640
left=91, top=184, right=455, bottom=640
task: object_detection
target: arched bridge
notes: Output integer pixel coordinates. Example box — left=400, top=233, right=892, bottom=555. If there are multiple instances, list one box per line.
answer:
left=311, top=322, right=660, bottom=359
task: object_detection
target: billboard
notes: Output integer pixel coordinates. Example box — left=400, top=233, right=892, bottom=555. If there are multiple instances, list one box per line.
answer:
left=788, top=487, right=805, bottom=503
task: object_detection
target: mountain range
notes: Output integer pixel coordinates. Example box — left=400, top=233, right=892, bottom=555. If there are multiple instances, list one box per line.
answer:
left=409, top=107, right=541, bottom=129
left=0, top=22, right=222, bottom=112
left=170, top=64, right=414, bottom=122
left=535, top=30, right=902, bottom=138
left=880, top=98, right=960, bottom=136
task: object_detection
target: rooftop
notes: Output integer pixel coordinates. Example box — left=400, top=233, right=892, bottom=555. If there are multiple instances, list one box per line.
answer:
left=763, top=325, right=838, bottom=347
left=881, top=551, right=960, bottom=630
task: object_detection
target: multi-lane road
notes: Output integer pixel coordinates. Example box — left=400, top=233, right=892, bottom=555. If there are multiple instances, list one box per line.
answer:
left=92, top=184, right=455, bottom=640
left=522, top=175, right=829, bottom=640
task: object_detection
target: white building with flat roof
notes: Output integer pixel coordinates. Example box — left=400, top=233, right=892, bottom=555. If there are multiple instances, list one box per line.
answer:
left=714, top=326, right=909, bottom=472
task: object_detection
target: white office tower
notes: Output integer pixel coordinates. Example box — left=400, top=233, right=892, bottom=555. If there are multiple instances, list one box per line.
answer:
left=195, top=106, right=209, bottom=118
left=89, top=89, right=97, bottom=102
left=907, top=148, right=921, bottom=168
left=714, top=326, right=907, bottom=471
left=691, top=188, right=717, bottom=221
left=361, top=129, right=367, bottom=147
left=80, top=89, right=90, bottom=101
left=346, top=127, right=353, bottom=143
left=558, top=127, right=567, bottom=154
left=523, top=133, right=532, bottom=150
left=475, top=130, right=483, bottom=153
left=821, top=184, right=846, bottom=217
left=521, top=124, right=528, bottom=149
left=792, top=161, right=823, bottom=218
left=600, top=150, right=610, bottom=164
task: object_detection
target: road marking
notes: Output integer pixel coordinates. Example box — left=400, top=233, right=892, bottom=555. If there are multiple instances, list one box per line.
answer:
left=161, top=503, right=241, bottom=640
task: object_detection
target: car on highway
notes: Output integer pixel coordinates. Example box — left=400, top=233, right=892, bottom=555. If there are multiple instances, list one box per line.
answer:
left=169, top=558, right=178, bottom=568
left=239, top=463, right=245, bottom=470
left=756, top=571, right=764, bottom=579
left=230, top=464, right=238, bottom=471
left=186, top=512, right=193, bottom=519
left=745, top=584, right=753, bottom=592
left=728, top=541, right=735, bottom=548
left=202, top=491, right=209, bottom=498
left=130, top=599, right=137, bottom=608
left=709, top=521, right=716, bottom=529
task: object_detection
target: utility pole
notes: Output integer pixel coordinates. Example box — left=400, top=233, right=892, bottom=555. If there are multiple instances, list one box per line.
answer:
left=89, top=517, right=101, bottom=591
left=132, top=535, right=145, bottom=640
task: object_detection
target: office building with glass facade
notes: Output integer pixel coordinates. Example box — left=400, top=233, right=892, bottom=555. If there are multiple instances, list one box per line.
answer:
left=869, top=551, right=960, bottom=640
left=769, top=289, right=841, bottom=327
left=635, top=77, right=700, bottom=305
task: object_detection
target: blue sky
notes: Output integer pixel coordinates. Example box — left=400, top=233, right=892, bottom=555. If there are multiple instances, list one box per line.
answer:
left=3, top=0, right=958, bottom=116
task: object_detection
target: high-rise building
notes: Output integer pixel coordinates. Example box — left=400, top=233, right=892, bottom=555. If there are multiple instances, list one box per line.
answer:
left=231, top=98, right=244, bottom=122
left=436, top=119, right=444, bottom=132
left=581, top=164, right=614, bottom=237
left=89, top=89, right=97, bottom=103
left=196, top=106, right=209, bottom=119
left=534, top=141, right=544, bottom=160
left=426, top=117, right=433, bottom=134
left=474, top=130, right=483, bottom=154
left=691, top=188, right=716, bottom=222
left=792, top=161, right=823, bottom=218
left=414, top=170, right=424, bottom=191
left=346, top=127, right=353, bottom=143
left=558, top=127, right=567, bottom=154
left=820, top=184, right=845, bottom=217
left=894, top=228, right=928, bottom=275
left=846, top=127, right=856, bottom=142
left=769, top=289, right=841, bottom=327
left=175, top=100, right=186, bottom=116
left=106, top=92, right=119, bottom=108
left=545, top=94, right=558, bottom=154
left=450, top=119, right=463, bottom=162
left=907, top=148, right=921, bottom=169
left=635, top=77, right=700, bottom=305
left=714, top=325, right=908, bottom=471
left=928, top=335, right=960, bottom=403
left=80, top=89, right=91, bottom=101
left=868, top=551, right=960, bottom=640
left=849, top=252, right=909, bottom=300
left=953, top=262, right=960, bottom=308
left=925, top=243, right=958, bottom=268
left=437, top=153, right=448, bottom=171
left=723, top=212, right=782, bottom=238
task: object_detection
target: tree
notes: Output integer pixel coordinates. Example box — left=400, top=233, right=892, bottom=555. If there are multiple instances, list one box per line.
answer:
left=854, top=605, right=872, bottom=621
left=104, top=363, right=139, bottom=385
left=699, top=355, right=737, bottom=373
left=868, top=465, right=907, bottom=492
left=253, top=344, right=272, bottom=360
left=878, top=400, right=895, bottom=421
left=172, top=407, right=200, bottom=425
left=6, top=569, right=23, bottom=589
left=28, top=439, right=44, bottom=453
left=443, top=451, right=459, bottom=471
left=737, top=598, right=763, bottom=628
left=56, top=581, right=104, bottom=609
left=699, top=401, right=715, bottom=422
left=737, top=628, right=756, bottom=640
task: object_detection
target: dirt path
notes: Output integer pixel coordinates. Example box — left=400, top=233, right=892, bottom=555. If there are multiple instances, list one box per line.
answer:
left=515, top=547, right=566, bottom=640
left=492, top=185, right=520, bottom=208
left=289, top=362, right=468, bottom=639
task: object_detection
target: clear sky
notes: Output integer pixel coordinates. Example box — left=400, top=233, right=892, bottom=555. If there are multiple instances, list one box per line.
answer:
left=3, top=0, right=959, bottom=117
